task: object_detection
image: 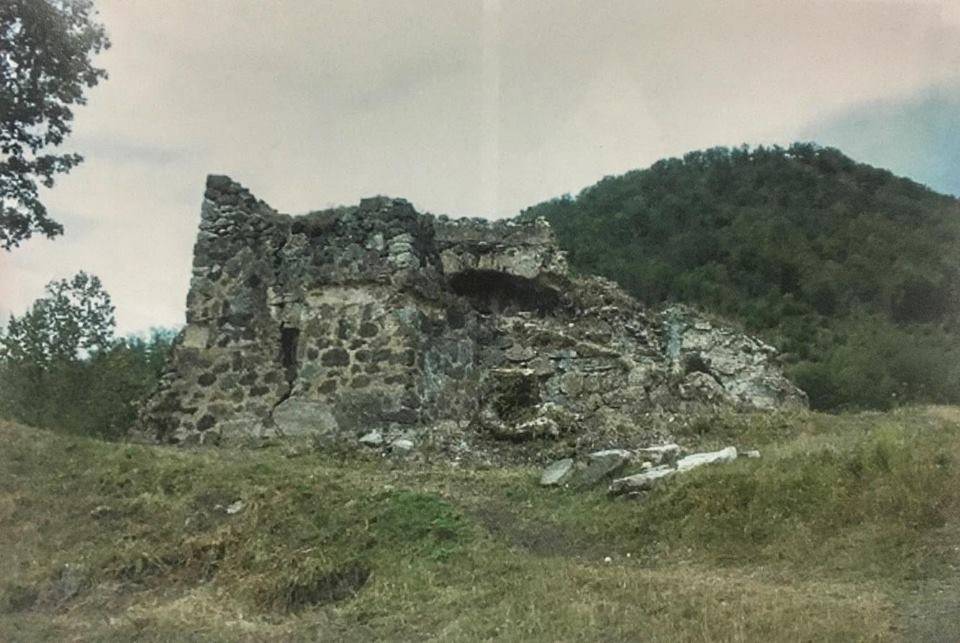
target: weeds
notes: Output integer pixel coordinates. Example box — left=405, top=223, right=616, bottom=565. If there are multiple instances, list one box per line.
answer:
left=2, top=407, right=960, bottom=640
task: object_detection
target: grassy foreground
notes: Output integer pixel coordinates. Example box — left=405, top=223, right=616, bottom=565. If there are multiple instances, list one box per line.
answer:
left=3, top=408, right=960, bottom=641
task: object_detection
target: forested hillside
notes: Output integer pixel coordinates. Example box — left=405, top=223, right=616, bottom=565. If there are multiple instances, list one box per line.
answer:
left=520, top=144, right=960, bottom=409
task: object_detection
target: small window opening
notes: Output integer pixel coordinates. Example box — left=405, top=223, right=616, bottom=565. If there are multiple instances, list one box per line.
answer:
left=279, top=326, right=300, bottom=382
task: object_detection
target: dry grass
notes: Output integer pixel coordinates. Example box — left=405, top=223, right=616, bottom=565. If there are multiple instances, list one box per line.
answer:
left=3, top=407, right=960, bottom=641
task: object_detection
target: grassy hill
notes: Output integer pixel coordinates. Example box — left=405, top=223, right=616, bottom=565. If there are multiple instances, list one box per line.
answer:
left=3, top=408, right=960, bottom=640
left=520, top=144, right=960, bottom=411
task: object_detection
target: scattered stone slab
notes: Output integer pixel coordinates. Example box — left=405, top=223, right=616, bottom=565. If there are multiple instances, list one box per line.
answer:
left=588, top=449, right=633, bottom=463
left=540, top=458, right=575, bottom=486
left=676, top=446, right=738, bottom=471
left=610, top=445, right=740, bottom=496
left=636, top=443, right=682, bottom=465
left=359, top=430, right=383, bottom=447
left=609, top=465, right=676, bottom=494
left=742, top=449, right=761, bottom=459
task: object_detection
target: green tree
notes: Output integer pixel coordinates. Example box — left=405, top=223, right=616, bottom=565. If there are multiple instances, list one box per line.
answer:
left=1, top=0, right=110, bottom=249
left=0, top=272, right=173, bottom=438
left=1, top=270, right=115, bottom=365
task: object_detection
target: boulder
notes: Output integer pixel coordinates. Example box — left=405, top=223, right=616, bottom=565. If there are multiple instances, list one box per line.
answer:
left=572, top=449, right=633, bottom=488
left=540, top=458, right=575, bottom=486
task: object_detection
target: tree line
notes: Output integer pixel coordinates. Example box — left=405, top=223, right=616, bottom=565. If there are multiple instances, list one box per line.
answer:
left=0, top=272, right=174, bottom=438
left=521, top=143, right=960, bottom=410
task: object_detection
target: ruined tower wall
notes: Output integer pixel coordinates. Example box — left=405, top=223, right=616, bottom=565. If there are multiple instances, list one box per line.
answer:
left=142, top=177, right=292, bottom=441
left=140, top=177, right=564, bottom=445
left=139, top=175, right=808, bottom=452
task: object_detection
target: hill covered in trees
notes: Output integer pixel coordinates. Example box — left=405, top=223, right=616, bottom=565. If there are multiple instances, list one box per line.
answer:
left=520, top=144, right=960, bottom=410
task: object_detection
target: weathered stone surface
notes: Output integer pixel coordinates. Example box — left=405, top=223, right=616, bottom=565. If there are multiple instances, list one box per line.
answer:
left=359, top=430, right=383, bottom=447
left=137, top=175, right=807, bottom=455
left=676, top=447, right=739, bottom=471
left=572, top=449, right=633, bottom=488
left=609, top=465, right=676, bottom=494
left=273, top=399, right=339, bottom=437
left=540, top=458, right=575, bottom=486
left=636, top=443, right=682, bottom=466
left=588, top=449, right=633, bottom=463
left=662, top=308, right=804, bottom=410
left=609, top=445, right=740, bottom=496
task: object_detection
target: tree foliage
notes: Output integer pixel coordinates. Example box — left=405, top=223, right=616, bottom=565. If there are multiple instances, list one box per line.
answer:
left=0, top=272, right=173, bottom=438
left=1, top=0, right=110, bottom=249
left=521, top=143, right=960, bottom=410
left=1, top=270, right=114, bottom=364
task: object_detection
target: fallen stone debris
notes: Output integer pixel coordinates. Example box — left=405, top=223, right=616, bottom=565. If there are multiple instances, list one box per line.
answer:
left=540, top=444, right=756, bottom=498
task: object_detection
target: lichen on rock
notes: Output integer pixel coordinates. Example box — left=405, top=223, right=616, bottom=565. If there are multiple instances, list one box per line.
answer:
left=136, top=175, right=807, bottom=458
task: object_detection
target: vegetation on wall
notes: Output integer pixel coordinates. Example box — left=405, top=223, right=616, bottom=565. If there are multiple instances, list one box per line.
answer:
left=521, top=143, right=960, bottom=410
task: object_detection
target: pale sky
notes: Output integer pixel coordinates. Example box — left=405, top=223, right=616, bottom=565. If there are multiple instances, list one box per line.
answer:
left=3, top=0, right=960, bottom=334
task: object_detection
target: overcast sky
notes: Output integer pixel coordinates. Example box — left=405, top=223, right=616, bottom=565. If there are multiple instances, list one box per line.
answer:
left=3, top=0, right=960, bottom=334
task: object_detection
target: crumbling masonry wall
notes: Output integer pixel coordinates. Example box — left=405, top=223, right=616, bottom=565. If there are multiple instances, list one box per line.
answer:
left=138, top=176, right=807, bottom=449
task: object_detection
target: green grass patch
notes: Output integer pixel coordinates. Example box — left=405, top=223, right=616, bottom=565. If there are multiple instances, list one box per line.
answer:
left=373, top=490, right=473, bottom=561
left=3, top=407, right=960, bottom=639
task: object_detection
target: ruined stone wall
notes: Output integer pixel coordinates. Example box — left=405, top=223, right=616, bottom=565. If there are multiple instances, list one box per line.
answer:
left=434, top=216, right=569, bottom=283
left=142, top=177, right=291, bottom=442
left=139, top=175, right=807, bottom=453
left=141, top=178, right=488, bottom=444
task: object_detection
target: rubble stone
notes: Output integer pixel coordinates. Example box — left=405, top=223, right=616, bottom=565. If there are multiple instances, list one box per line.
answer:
left=137, top=175, right=807, bottom=455
left=540, top=458, right=576, bottom=486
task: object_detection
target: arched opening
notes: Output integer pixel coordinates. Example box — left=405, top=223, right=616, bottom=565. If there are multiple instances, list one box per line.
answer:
left=448, top=269, right=560, bottom=315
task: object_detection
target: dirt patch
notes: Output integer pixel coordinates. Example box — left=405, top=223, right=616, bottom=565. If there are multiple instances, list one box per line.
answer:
left=469, top=502, right=601, bottom=558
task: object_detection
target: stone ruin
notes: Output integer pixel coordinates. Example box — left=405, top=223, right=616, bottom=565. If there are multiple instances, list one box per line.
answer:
left=137, top=175, right=806, bottom=460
